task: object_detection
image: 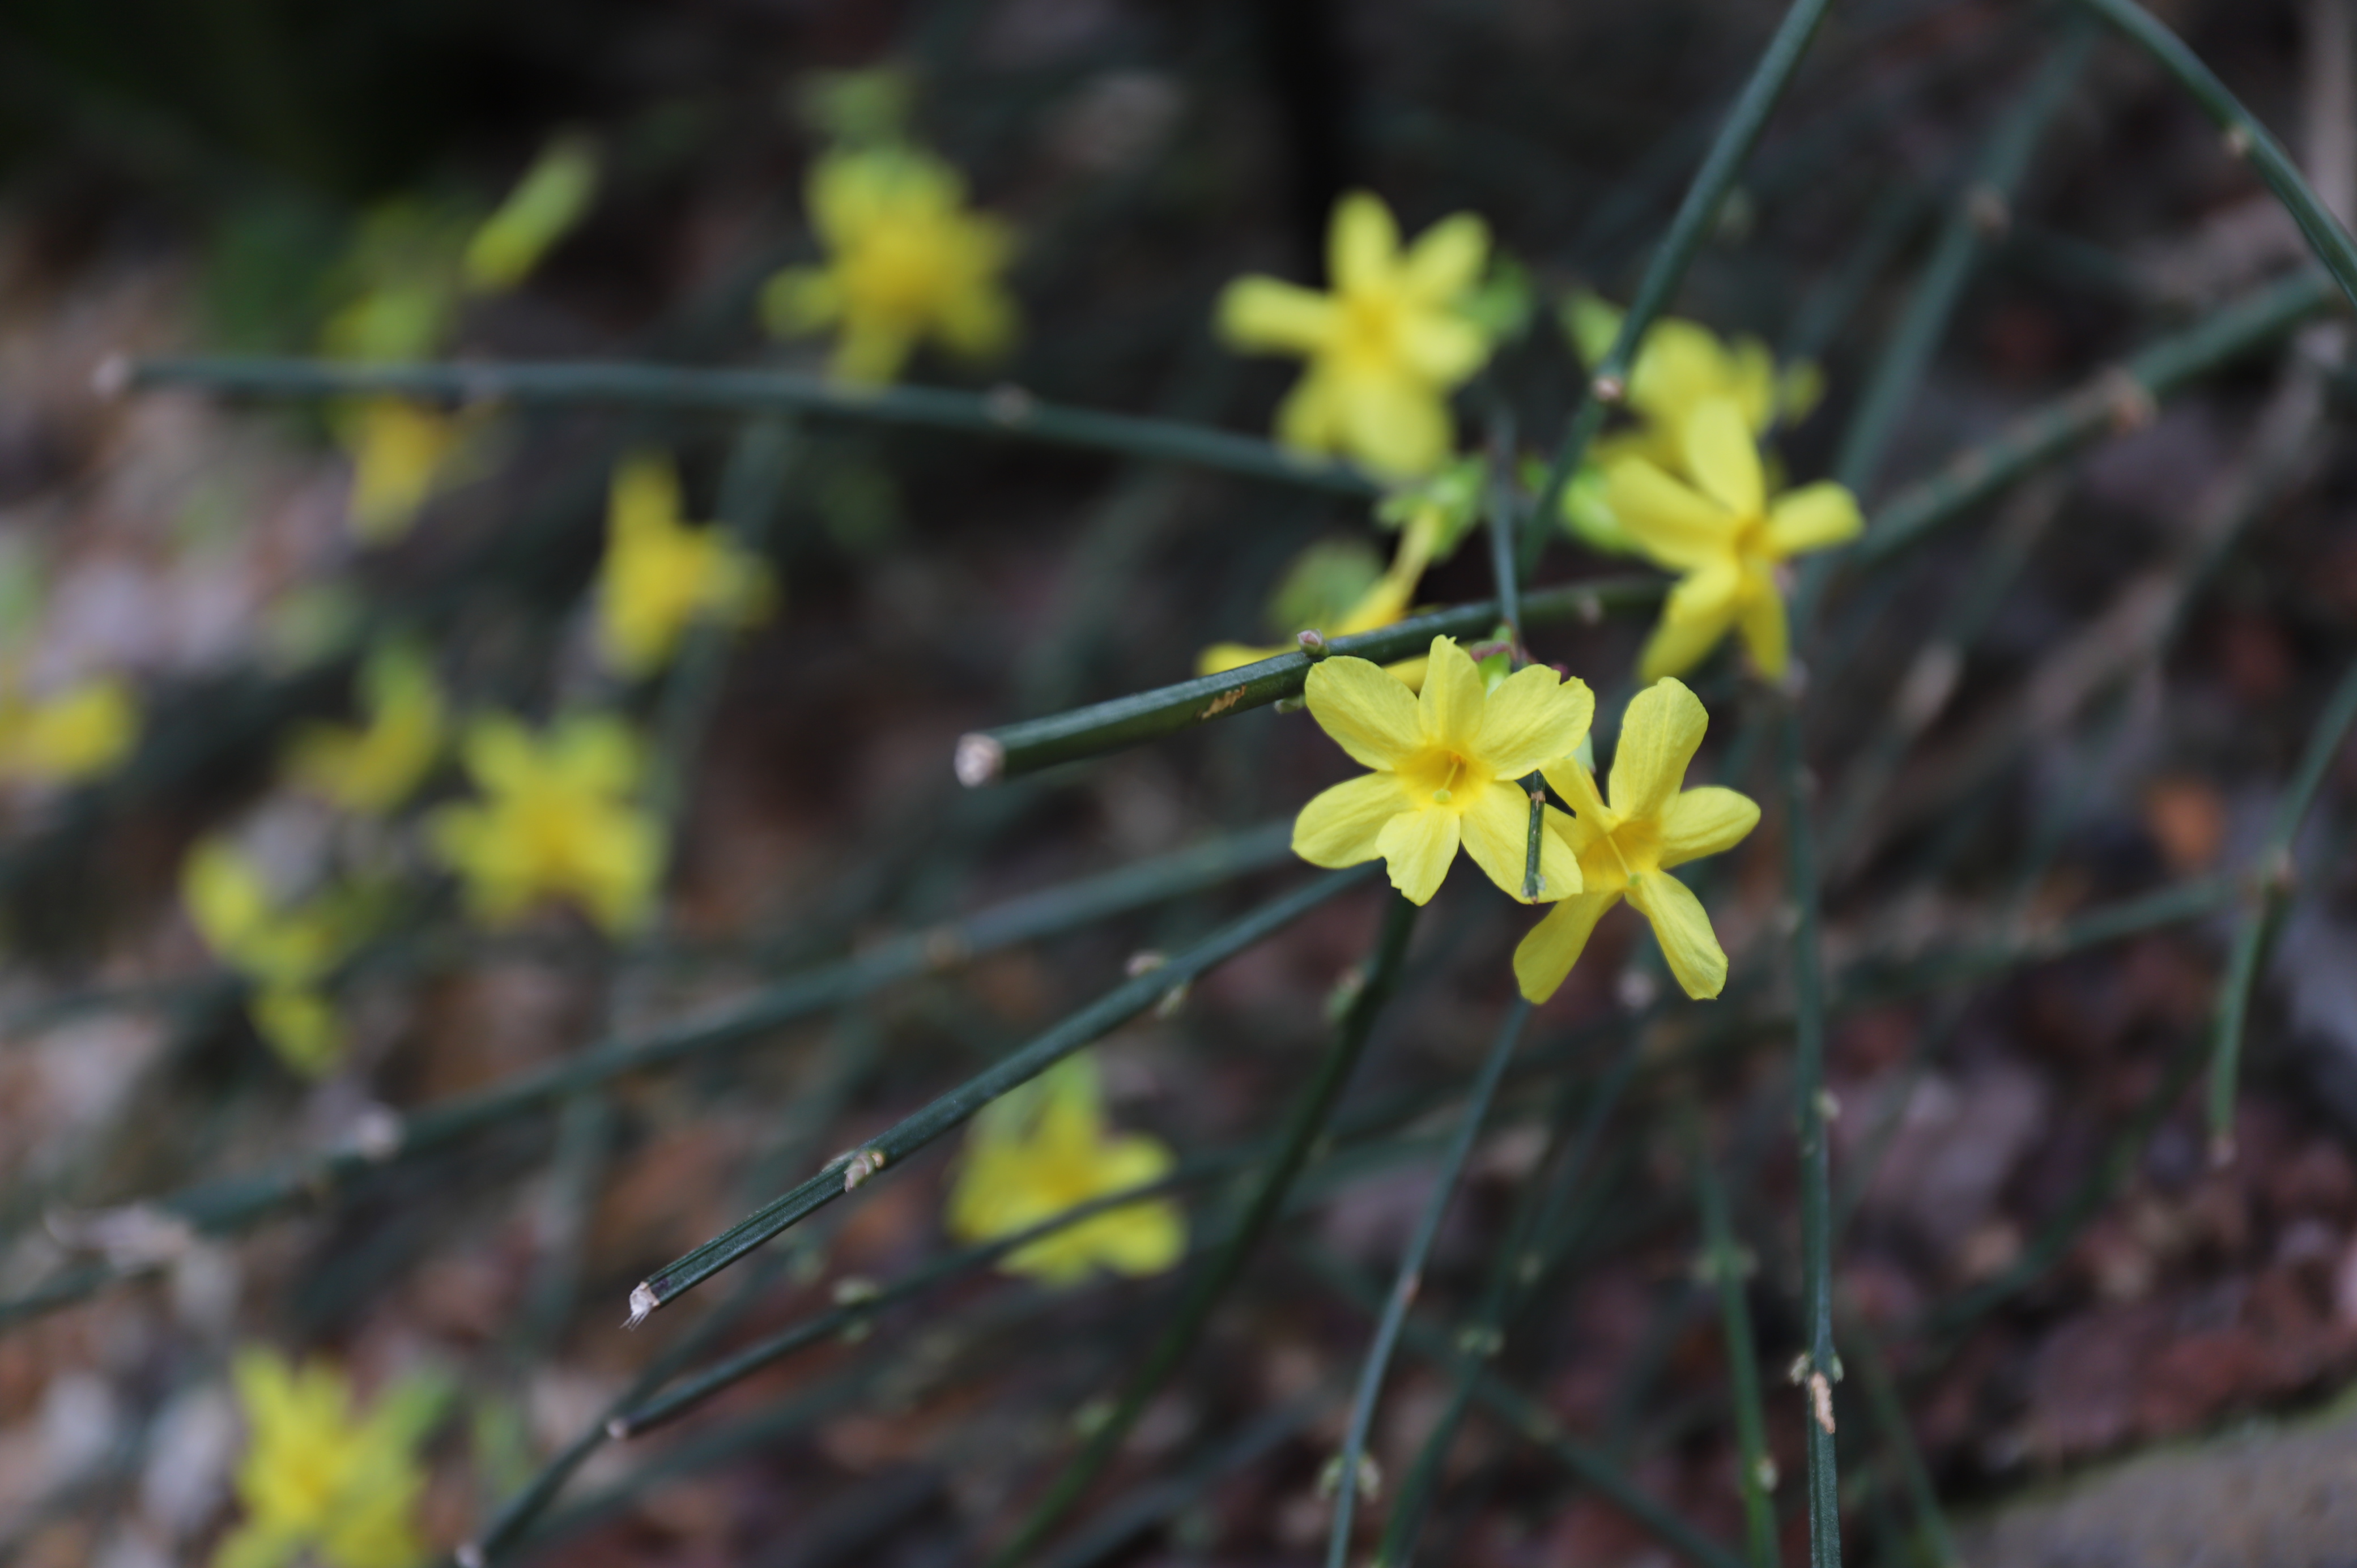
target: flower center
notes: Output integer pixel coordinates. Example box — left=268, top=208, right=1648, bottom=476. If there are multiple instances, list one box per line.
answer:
left=1402, top=747, right=1487, bottom=809
left=1335, top=289, right=1405, bottom=370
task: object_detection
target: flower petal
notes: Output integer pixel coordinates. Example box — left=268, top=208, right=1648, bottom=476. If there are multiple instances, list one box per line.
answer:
left=1396, top=311, right=1490, bottom=385
left=1377, top=803, right=1460, bottom=905
left=1417, top=636, right=1484, bottom=752
left=1338, top=373, right=1453, bottom=477
left=1626, top=870, right=1729, bottom=999
left=1679, top=397, right=1764, bottom=517
left=1475, top=666, right=1593, bottom=778
left=1294, top=772, right=1409, bottom=867
left=1737, top=587, right=1790, bottom=679
left=1626, top=319, right=1723, bottom=425
left=1513, top=892, right=1621, bottom=1003
left=1330, top=192, right=1399, bottom=293
left=1609, top=677, right=1709, bottom=819
left=1402, top=212, right=1490, bottom=298
left=1663, top=557, right=1743, bottom=626
left=1603, top=459, right=1736, bottom=573
left=1305, top=655, right=1423, bottom=768
left=1637, top=606, right=1733, bottom=683
left=1539, top=764, right=1613, bottom=837
left=1659, top=785, right=1761, bottom=868
left=1765, top=482, right=1864, bottom=557
left=1217, top=276, right=1338, bottom=354
left=1460, top=781, right=1581, bottom=902
left=1275, top=370, right=1345, bottom=456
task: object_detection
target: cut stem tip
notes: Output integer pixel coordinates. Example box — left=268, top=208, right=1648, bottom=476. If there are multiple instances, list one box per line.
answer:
left=954, top=733, right=1004, bottom=787
left=624, top=1280, right=658, bottom=1329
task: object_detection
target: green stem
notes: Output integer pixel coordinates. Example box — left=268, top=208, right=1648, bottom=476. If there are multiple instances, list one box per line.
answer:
left=986, top=892, right=1419, bottom=1568
left=1325, top=998, right=1529, bottom=1568
left=959, top=578, right=1663, bottom=783
left=1686, top=1106, right=1781, bottom=1568
left=1844, top=1322, right=1956, bottom=1568
left=120, top=355, right=1377, bottom=497
left=1526, top=0, right=1839, bottom=576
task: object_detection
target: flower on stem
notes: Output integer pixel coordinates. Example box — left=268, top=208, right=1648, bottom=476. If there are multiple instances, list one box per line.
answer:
left=1216, top=193, right=1494, bottom=478
left=945, top=1058, right=1184, bottom=1285
left=1513, top=678, right=1758, bottom=1004
left=286, top=644, right=445, bottom=815
left=763, top=146, right=1018, bottom=386
left=1293, top=635, right=1588, bottom=905
left=1198, top=525, right=1435, bottom=686
left=215, top=1348, right=446, bottom=1568
left=463, top=134, right=601, bottom=293
left=595, top=454, right=775, bottom=677
left=182, top=840, right=374, bottom=1077
left=1606, top=397, right=1861, bottom=681
left=0, top=674, right=135, bottom=786
left=427, top=713, right=661, bottom=935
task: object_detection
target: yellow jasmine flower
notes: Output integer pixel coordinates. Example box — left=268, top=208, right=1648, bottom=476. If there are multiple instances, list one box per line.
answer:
left=463, top=135, right=600, bottom=293
left=0, top=675, right=136, bottom=786
left=217, top=1348, right=446, bottom=1568
left=342, top=399, right=463, bottom=546
left=286, top=644, right=445, bottom=815
left=595, top=454, right=775, bottom=677
left=1606, top=397, right=1862, bottom=681
left=181, top=840, right=369, bottom=1076
left=1513, top=679, right=1759, bottom=1004
left=945, top=1058, right=1184, bottom=1286
left=762, top=146, right=1018, bottom=386
left=1294, top=634, right=1588, bottom=905
left=1217, top=193, right=1494, bottom=478
left=427, top=713, right=662, bottom=935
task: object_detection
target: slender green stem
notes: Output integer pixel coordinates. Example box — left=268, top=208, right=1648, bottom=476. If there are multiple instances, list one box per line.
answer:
left=959, top=578, right=1663, bottom=783
left=639, top=868, right=1380, bottom=1314
left=1779, top=707, right=1841, bottom=1568
left=1526, top=0, right=1838, bottom=575
left=1685, top=1106, right=1780, bottom=1568
left=2071, top=0, right=2357, bottom=310
left=2206, top=655, right=2357, bottom=1156
left=1326, top=998, right=1530, bottom=1568
left=1844, top=1322, right=1956, bottom=1568
left=121, top=355, right=1379, bottom=497
left=1859, top=268, right=2337, bottom=564
left=986, top=893, right=1419, bottom=1568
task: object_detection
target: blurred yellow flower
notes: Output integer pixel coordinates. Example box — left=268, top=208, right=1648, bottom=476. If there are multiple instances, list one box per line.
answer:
left=1218, top=193, right=1493, bottom=478
left=427, top=713, right=661, bottom=935
left=182, top=840, right=370, bottom=1077
left=286, top=644, right=445, bottom=815
left=1293, top=635, right=1588, bottom=906
left=1606, top=397, right=1861, bottom=681
left=1197, top=519, right=1435, bottom=684
left=763, top=146, right=1018, bottom=386
left=0, top=675, right=136, bottom=786
left=463, top=135, right=600, bottom=293
left=343, top=399, right=462, bottom=546
left=596, top=454, right=775, bottom=677
left=216, top=1348, right=445, bottom=1568
left=946, top=1058, right=1184, bottom=1286
left=1514, top=679, right=1759, bottom=1004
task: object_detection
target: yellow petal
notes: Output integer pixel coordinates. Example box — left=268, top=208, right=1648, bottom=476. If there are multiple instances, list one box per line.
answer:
left=1737, top=586, right=1790, bottom=679
left=1765, top=482, right=1864, bottom=557
left=1377, top=803, right=1459, bottom=904
left=1659, top=786, right=1761, bottom=868
left=1474, top=666, right=1593, bottom=778
left=1663, top=558, right=1743, bottom=627
left=1679, top=397, right=1764, bottom=517
left=1539, top=765, right=1612, bottom=839
left=1274, top=369, right=1346, bottom=457
left=1458, top=780, right=1581, bottom=902
left=1603, top=459, right=1735, bottom=572
left=1728, top=336, right=1779, bottom=432
left=1626, top=870, right=1728, bottom=999
left=1396, top=312, right=1490, bottom=385
left=1416, top=635, right=1483, bottom=752
left=1329, top=192, right=1399, bottom=294
left=760, top=268, right=842, bottom=335
left=1609, top=678, right=1709, bottom=819
left=1216, top=276, right=1338, bottom=353
left=1513, top=892, right=1620, bottom=1003
left=1197, top=641, right=1284, bottom=676
left=1294, top=772, right=1409, bottom=867
left=1401, top=212, right=1490, bottom=298
left=1637, top=606, right=1733, bottom=683
left=1338, top=373, right=1452, bottom=478
left=1305, top=655, right=1422, bottom=769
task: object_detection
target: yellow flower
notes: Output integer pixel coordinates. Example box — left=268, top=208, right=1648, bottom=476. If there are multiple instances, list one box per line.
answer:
left=181, top=840, right=369, bottom=1076
left=1513, top=679, right=1759, bottom=1004
left=945, top=1058, right=1184, bottom=1286
left=1217, top=193, right=1493, bottom=478
left=286, top=644, right=445, bottom=815
left=1293, top=635, right=1589, bottom=905
left=595, top=454, right=775, bottom=676
left=763, top=146, right=1018, bottom=386
left=1605, top=397, right=1862, bottom=681
left=463, top=135, right=600, bottom=293
left=427, top=713, right=662, bottom=935
left=342, top=399, right=462, bottom=545
left=0, top=675, right=136, bottom=786
left=216, top=1349, right=445, bottom=1568
left=1198, top=519, right=1436, bottom=685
